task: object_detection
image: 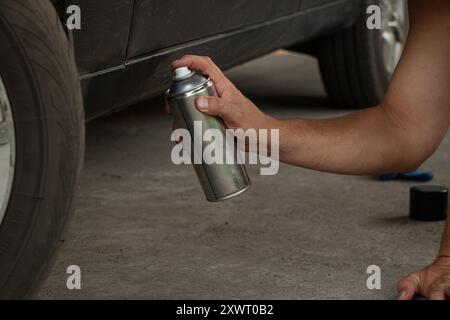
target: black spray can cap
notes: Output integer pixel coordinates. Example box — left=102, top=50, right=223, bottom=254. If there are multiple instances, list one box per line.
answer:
left=409, top=185, right=448, bottom=221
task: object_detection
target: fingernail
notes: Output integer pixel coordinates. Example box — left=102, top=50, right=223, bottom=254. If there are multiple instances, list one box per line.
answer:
left=397, top=290, right=408, bottom=300
left=197, top=97, right=208, bottom=110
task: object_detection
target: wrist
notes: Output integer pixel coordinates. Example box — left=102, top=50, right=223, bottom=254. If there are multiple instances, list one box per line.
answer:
left=438, top=248, right=450, bottom=259
left=437, top=221, right=450, bottom=256
left=434, top=254, right=450, bottom=266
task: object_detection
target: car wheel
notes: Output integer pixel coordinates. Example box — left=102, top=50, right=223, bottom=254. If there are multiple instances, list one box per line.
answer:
left=314, top=0, right=408, bottom=108
left=0, top=0, right=84, bottom=298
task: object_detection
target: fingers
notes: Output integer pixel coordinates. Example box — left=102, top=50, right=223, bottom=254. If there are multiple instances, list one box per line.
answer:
left=195, top=96, right=227, bottom=118
left=165, top=101, right=172, bottom=115
left=397, top=273, right=420, bottom=300
left=398, top=269, right=450, bottom=300
left=428, top=288, right=446, bottom=300
left=427, top=276, right=450, bottom=300
left=172, top=55, right=230, bottom=96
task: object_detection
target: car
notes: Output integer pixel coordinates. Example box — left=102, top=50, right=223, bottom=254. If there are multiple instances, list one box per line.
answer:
left=0, top=0, right=408, bottom=298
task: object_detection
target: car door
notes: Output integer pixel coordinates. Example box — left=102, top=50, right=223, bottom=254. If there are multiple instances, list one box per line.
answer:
left=300, top=0, right=335, bottom=9
left=126, top=0, right=301, bottom=59
left=70, top=0, right=135, bottom=75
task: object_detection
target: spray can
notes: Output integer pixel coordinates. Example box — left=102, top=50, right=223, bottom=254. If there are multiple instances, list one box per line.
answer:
left=165, top=67, right=250, bottom=202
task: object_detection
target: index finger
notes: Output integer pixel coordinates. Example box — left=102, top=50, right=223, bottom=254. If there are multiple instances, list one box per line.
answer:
left=171, top=55, right=230, bottom=96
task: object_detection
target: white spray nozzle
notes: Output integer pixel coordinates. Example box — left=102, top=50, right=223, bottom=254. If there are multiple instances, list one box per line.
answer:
left=174, top=67, right=192, bottom=80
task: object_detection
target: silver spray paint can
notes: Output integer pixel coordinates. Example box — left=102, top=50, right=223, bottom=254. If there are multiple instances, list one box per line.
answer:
left=165, top=67, right=250, bottom=202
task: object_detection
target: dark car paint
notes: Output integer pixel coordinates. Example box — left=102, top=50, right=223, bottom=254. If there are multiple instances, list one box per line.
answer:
left=69, top=0, right=135, bottom=73
left=55, top=0, right=360, bottom=121
left=127, top=0, right=302, bottom=58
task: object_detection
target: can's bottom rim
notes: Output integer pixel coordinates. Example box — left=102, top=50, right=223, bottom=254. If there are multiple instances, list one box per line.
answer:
left=207, top=184, right=251, bottom=203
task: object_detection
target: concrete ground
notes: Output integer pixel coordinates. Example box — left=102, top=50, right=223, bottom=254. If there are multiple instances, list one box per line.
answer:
left=38, top=51, right=449, bottom=300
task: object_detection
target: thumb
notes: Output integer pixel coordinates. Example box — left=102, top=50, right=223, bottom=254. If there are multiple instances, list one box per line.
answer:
left=196, top=96, right=227, bottom=117
left=397, top=273, right=420, bottom=300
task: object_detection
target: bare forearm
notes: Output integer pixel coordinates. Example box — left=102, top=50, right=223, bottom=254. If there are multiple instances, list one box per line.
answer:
left=274, top=0, right=449, bottom=176
left=274, top=106, right=419, bottom=175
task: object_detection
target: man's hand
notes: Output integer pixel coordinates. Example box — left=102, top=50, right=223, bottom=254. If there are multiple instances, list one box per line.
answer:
left=167, top=55, right=275, bottom=131
left=397, top=256, right=450, bottom=300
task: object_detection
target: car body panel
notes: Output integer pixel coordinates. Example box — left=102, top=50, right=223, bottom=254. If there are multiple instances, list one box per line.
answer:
left=69, top=0, right=134, bottom=73
left=53, top=0, right=360, bottom=120
left=127, top=0, right=301, bottom=58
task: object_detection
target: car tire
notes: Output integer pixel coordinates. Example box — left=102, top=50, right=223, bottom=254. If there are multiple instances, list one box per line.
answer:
left=314, top=0, right=408, bottom=108
left=0, top=0, right=84, bottom=298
